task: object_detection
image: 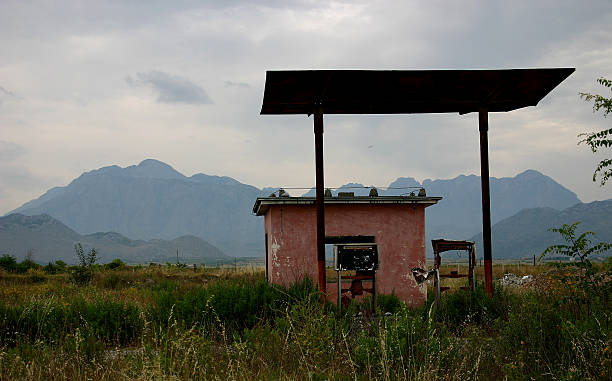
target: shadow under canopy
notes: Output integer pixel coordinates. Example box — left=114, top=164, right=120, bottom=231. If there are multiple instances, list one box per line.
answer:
left=260, top=68, right=574, bottom=297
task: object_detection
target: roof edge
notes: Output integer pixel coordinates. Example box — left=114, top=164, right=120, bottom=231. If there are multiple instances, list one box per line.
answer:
left=253, top=195, right=443, bottom=215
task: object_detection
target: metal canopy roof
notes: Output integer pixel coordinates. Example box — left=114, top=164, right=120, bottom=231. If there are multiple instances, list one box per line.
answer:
left=260, top=68, right=575, bottom=115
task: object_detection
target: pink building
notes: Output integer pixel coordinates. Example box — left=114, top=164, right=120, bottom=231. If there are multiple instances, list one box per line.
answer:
left=253, top=192, right=441, bottom=307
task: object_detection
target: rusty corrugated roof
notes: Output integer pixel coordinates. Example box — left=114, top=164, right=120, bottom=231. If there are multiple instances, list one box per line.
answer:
left=260, top=69, right=574, bottom=115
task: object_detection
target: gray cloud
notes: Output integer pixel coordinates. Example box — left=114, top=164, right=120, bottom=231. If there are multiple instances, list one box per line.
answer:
left=0, top=86, right=17, bottom=97
left=0, top=86, right=21, bottom=106
left=126, top=71, right=212, bottom=104
left=0, top=141, right=26, bottom=161
left=1, top=0, right=612, bottom=209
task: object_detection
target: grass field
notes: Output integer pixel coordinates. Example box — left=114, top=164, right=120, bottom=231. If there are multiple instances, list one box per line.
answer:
left=0, top=260, right=610, bottom=380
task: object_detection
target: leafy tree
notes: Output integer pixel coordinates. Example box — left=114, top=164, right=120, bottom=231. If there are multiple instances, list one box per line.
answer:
left=579, top=77, right=612, bottom=185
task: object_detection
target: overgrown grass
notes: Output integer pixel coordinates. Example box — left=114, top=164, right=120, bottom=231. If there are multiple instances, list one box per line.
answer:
left=0, top=264, right=610, bottom=380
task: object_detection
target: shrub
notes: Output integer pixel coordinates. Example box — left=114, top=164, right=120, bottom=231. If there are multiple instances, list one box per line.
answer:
left=16, top=259, right=40, bottom=274
left=70, top=243, right=97, bottom=286
left=43, top=260, right=67, bottom=274
left=27, top=268, right=46, bottom=283
left=0, top=254, right=17, bottom=272
left=437, top=282, right=511, bottom=330
left=377, top=292, right=403, bottom=314
left=105, top=258, right=125, bottom=270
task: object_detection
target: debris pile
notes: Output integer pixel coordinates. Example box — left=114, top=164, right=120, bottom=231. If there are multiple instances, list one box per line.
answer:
left=499, top=273, right=533, bottom=286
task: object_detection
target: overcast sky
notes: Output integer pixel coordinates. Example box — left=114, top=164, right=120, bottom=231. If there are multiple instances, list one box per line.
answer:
left=1, top=0, right=612, bottom=214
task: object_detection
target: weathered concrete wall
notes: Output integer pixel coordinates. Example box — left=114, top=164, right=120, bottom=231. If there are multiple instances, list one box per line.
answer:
left=264, top=203, right=427, bottom=307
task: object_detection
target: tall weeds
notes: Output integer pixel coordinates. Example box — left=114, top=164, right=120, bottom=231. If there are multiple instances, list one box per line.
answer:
left=0, top=267, right=610, bottom=380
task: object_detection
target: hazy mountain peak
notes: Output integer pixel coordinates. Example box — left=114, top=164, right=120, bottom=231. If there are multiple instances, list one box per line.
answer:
left=387, top=177, right=421, bottom=189
left=124, top=159, right=186, bottom=180
left=71, top=159, right=186, bottom=182
left=516, top=169, right=543, bottom=177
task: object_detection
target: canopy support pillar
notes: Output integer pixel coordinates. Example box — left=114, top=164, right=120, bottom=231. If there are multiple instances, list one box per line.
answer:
left=479, top=109, right=493, bottom=297
left=314, top=107, right=326, bottom=295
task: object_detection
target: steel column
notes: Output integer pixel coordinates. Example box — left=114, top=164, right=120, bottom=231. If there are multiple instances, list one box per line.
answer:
left=314, top=108, right=326, bottom=295
left=479, top=109, right=493, bottom=297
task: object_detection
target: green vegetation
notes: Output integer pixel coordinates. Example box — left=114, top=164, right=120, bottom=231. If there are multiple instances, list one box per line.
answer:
left=0, top=263, right=610, bottom=380
left=70, top=243, right=97, bottom=286
left=580, top=76, right=612, bottom=185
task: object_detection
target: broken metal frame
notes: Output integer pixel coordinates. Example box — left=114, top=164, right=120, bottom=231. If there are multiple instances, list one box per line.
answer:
left=334, top=243, right=379, bottom=313
left=260, top=69, right=575, bottom=298
left=432, top=239, right=477, bottom=308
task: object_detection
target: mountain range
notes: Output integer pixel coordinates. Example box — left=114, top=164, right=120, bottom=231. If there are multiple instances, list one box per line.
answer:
left=4, top=158, right=608, bottom=261
left=10, top=159, right=265, bottom=257
left=471, top=200, right=612, bottom=259
left=0, top=213, right=228, bottom=264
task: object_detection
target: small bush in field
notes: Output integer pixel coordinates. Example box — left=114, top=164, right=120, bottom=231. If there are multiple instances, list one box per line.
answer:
left=70, top=243, right=97, bottom=286
left=438, top=282, right=511, bottom=330
left=16, top=259, right=40, bottom=274
left=43, top=260, right=67, bottom=274
left=377, top=292, right=403, bottom=314
left=105, top=258, right=125, bottom=270
left=0, top=254, right=17, bottom=272
left=27, top=268, right=46, bottom=283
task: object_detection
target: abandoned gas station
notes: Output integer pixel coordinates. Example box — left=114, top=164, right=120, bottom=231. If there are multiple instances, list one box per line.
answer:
left=256, top=68, right=574, bottom=307
left=254, top=191, right=441, bottom=306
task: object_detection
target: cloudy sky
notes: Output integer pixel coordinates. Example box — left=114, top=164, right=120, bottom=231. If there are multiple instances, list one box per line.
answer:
left=1, top=0, right=611, bottom=214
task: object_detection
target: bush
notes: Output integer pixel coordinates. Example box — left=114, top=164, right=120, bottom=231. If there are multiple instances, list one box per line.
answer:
left=70, top=243, right=97, bottom=286
left=377, top=292, right=403, bottom=314
left=16, top=259, right=40, bottom=274
left=43, top=260, right=67, bottom=274
left=0, top=254, right=17, bottom=272
left=27, top=268, right=46, bottom=283
left=437, top=282, right=512, bottom=330
left=105, top=258, right=126, bottom=270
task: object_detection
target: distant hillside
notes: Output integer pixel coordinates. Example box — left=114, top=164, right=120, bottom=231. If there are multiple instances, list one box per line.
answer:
left=9, top=159, right=583, bottom=259
left=420, top=170, right=581, bottom=241
left=304, top=170, right=581, bottom=251
left=10, top=159, right=265, bottom=257
left=470, top=200, right=612, bottom=259
left=0, top=213, right=228, bottom=264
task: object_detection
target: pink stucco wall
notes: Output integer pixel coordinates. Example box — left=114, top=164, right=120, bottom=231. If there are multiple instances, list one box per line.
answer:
left=264, top=203, right=428, bottom=307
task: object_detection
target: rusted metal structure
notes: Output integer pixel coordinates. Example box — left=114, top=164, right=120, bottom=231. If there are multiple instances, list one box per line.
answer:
left=260, top=68, right=574, bottom=297
left=334, top=243, right=378, bottom=312
left=432, top=239, right=476, bottom=307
